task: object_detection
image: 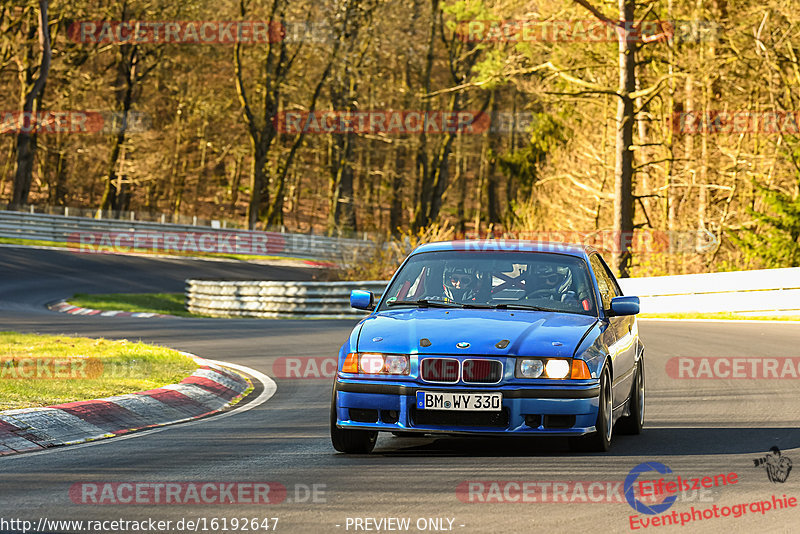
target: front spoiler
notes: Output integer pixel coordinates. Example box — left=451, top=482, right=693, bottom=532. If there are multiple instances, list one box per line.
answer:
left=336, top=381, right=600, bottom=398
left=335, top=422, right=597, bottom=437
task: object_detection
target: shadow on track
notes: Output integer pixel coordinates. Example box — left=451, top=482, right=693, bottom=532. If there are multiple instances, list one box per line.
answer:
left=372, top=427, right=800, bottom=457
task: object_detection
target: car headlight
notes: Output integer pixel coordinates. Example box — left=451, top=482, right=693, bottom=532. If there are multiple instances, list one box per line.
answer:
left=545, top=359, right=570, bottom=379
left=360, top=353, right=385, bottom=374
left=519, top=359, right=544, bottom=378
left=515, top=358, right=592, bottom=379
left=384, top=354, right=409, bottom=375
left=342, top=353, right=410, bottom=375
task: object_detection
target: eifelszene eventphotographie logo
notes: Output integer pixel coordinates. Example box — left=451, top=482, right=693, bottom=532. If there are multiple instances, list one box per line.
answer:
left=753, top=446, right=793, bottom=483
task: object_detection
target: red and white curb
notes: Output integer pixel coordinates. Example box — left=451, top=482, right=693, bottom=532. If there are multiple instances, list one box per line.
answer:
left=48, top=300, right=175, bottom=318
left=0, top=357, right=252, bottom=456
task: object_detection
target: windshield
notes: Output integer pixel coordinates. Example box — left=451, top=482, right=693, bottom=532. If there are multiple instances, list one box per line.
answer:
left=378, top=250, right=598, bottom=316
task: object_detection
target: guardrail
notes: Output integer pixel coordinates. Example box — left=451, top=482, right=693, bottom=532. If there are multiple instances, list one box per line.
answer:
left=186, top=267, right=800, bottom=319
left=618, top=267, right=800, bottom=316
left=0, top=210, right=375, bottom=262
left=186, top=280, right=387, bottom=319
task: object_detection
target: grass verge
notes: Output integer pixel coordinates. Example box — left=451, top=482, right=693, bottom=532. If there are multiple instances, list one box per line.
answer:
left=639, top=312, right=800, bottom=321
left=0, top=331, right=198, bottom=410
left=69, top=292, right=191, bottom=317
left=0, top=236, right=67, bottom=248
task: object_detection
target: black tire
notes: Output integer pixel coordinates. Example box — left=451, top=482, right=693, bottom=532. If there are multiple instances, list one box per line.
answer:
left=617, top=357, right=645, bottom=435
left=330, top=385, right=377, bottom=454
left=570, top=366, right=612, bottom=452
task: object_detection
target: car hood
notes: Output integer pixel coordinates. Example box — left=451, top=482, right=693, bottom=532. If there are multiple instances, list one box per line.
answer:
left=356, top=308, right=597, bottom=358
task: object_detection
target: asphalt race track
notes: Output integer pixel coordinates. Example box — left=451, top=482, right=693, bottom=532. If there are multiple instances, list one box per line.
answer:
left=0, top=248, right=798, bottom=533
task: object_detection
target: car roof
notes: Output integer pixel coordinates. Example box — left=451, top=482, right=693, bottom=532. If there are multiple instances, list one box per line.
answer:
left=411, top=240, right=598, bottom=260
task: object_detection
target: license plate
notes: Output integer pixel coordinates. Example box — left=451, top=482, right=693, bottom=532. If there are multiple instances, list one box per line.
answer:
left=416, top=391, right=502, bottom=411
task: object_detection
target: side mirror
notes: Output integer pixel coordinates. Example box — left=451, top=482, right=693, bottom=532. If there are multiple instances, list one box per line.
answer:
left=350, top=290, right=375, bottom=311
left=609, top=296, right=640, bottom=316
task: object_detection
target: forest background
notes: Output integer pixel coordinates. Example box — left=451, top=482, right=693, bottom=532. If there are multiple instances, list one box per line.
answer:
left=2, top=0, right=799, bottom=278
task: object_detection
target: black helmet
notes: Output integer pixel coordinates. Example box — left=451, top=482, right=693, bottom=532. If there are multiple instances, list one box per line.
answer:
left=443, top=263, right=477, bottom=302
left=530, top=264, right=572, bottom=295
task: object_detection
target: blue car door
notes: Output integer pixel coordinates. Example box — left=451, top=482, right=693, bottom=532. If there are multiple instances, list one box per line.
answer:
left=590, top=254, right=637, bottom=408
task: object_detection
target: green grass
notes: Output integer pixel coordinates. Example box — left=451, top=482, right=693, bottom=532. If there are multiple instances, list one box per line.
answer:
left=0, top=331, right=198, bottom=410
left=0, top=236, right=66, bottom=248
left=639, top=312, right=800, bottom=321
left=69, top=292, right=191, bottom=317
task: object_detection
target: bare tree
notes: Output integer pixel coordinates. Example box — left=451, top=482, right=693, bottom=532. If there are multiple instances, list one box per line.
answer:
left=8, top=0, right=50, bottom=211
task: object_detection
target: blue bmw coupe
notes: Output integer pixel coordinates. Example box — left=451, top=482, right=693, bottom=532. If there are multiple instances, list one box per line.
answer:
left=330, top=241, right=645, bottom=453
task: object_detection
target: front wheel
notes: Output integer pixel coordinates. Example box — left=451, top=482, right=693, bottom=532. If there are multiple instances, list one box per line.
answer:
left=570, top=366, right=613, bottom=452
left=330, top=385, right=377, bottom=454
left=617, top=357, right=645, bottom=435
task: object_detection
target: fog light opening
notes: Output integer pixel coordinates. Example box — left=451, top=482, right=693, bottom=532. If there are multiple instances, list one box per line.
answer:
left=525, top=414, right=542, bottom=428
left=380, top=410, right=399, bottom=424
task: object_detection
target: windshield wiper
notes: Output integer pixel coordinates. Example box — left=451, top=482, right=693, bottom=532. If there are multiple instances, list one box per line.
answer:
left=493, top=303, right=563, bottom=313
left=386, top=299, right=463, bottom=308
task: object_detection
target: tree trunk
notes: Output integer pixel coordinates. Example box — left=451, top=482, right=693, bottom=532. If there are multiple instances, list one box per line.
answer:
left=99, top=44, right=138, bottom=215
left=389, top=141, right=406, bottom=236
left=9, top=0, right=51, bottom=211
left=247, top=142, right=269, bottom=230
left=411, top=0, right=439, bottom=230
left=229, top=153, right=243, bottom=214
left=611, top=0, right=636, bottom=277
left=327, top=131, right=357, bottom=236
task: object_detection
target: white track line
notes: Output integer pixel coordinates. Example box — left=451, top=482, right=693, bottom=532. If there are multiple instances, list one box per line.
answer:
left=639, top=317, right=800, bottom=324
left=0, top=358, right=276, bottom=462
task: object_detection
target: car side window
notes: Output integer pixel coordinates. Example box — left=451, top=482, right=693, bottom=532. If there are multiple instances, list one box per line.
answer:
left=596, top=255, right=623, bottom=297
left=590, top=255, right=616, bottom=310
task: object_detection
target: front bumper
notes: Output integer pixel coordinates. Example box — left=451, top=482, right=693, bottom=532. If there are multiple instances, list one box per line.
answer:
left=334, top=379, right=600, bottom=436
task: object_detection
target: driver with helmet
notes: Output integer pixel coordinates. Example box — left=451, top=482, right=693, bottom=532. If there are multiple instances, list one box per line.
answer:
left=525, top=263, right=574, bottom=302
left=441, top=263, right=479, bottom=303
